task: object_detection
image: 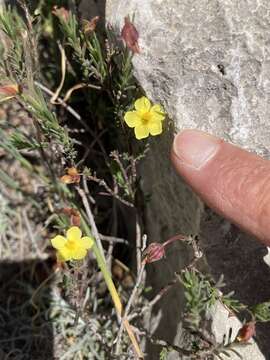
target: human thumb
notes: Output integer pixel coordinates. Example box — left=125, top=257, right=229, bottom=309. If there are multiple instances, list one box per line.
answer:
left=171, top=129, right=270, bottom=246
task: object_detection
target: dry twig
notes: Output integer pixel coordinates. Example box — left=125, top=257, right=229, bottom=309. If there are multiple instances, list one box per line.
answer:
left=87, top=174, right=134, bottom=208
left=100, top=234, right=129, bottom=245
left=50, top=43, right=66, bottom=104
left=34, top=81, right=108, bottom=157
left=115, top=260, right=146, bottom=354
left=76, top=179, right=105, bottom=261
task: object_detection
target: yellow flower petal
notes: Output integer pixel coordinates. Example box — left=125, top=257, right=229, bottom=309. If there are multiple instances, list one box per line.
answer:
left=51, top=235, right=67, bottom=249
left=66, top=226, right=82, bottom=241
left=124, top=111, right=141, bottom=127
left=134, top=97, right=151, bottom=112
left=72, top=247, right=87, bottom=260
left=58, top=246, right=73, bottom=261
left=134, top=125, right=149, bottom=140
left=149, top=120, right=162, bottom=136
left=150, top=104, right=165, bottom=121
left=80, top=236, right=94, bottom=249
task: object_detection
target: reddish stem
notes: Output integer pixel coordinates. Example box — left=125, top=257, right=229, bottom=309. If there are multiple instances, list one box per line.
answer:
left=163, top=234, right=188, bottom=248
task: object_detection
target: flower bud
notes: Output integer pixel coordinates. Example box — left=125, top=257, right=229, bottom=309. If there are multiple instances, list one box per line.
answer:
left=82, top=17, right=99, bottom=35
left=236, top=322, right=256, bottom=342
left=52, top=6, right=70, bottom=22
left=61, top=207, right=81, bottom=226
left=121, top=17, right=140, bottom=54
left=143, top=243, right=165, bottom=264
left=0, top=84, right=20, bottom=96
left=0, top=84, right=20, bottom=103
left=70, top=211, right=81, bottom=226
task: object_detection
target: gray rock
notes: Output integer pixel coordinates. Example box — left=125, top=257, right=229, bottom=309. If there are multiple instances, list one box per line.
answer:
left=106, top=0, right=270, bottom=157
left=209, top=301, right=264, bottom=360
left=105, top=1, right=270, bottom=359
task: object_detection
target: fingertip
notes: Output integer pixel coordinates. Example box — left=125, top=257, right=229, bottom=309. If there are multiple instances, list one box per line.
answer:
left=172, top=129, right=222, bottom=171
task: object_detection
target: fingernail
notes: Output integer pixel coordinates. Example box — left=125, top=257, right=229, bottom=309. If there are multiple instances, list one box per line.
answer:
left=173, top=130, right=221, bottom=169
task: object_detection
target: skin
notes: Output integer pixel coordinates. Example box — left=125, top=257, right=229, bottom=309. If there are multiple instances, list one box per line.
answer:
left=171, top=129, right=270, bottom=246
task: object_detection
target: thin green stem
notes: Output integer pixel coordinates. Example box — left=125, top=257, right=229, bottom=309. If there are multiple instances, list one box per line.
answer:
left=80, top=216, right=143, bottom=358
left=92, top=242, right=123, bottom=315
left=80, top=217, right=122, bottom=314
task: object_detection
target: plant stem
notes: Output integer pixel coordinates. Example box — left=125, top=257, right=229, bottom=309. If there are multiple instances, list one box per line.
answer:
left=92, top=242, right=122, bottom=314
left=80, top=209, right=144, bottom=359
left=77, top=184, right=106, bottom=261
left=115, top=260, right=146, bottom=354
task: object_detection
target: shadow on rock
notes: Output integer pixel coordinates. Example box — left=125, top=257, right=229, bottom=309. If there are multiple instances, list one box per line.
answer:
left=201, top=207, right=270, bottom=359
left=0, top=259, right=54, bottom=359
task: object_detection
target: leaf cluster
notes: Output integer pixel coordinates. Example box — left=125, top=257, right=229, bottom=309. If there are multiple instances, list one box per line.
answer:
left=0, top=6, right=76, bottom=162
left=54, top=9, right=139, bottom=114
left=179, top=270, right=246, bottom=329
left=251, top=301, right=270, bottom=322
left=0, top=6, right=27, bottom=81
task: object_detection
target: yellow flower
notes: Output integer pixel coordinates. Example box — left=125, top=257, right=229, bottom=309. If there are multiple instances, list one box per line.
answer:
left=51, top=226, right=94, bottom=262
left=124, top=96, right=165, bottom=140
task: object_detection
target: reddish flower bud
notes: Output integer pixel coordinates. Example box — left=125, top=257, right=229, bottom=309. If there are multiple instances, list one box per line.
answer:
left=0, top=84, right=20, bottom=96
left=61, top=207, right=73, bottom=216
left=121, top=17, right=140, bottom=54
left=237, top=322, right=256, bottom=342
left=70, top=210, right=81, bottom=226
left=82, top=16, right=99, bottom=35
left=60, top=207, right=81, bottom=226
left=143, top=243, right=165, bottom=264
left=52, top=6, right=70, bottom=22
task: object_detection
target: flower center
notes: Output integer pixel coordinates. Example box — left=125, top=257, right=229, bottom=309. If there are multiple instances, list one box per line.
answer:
left=141, top=112, right=152, bottom=124
left=66, top=239, right=77, bottom=250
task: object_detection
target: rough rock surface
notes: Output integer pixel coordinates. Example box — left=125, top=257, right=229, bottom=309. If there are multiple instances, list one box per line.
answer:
left=106, top=0, right=270, bottom=157
left=90, top=0, right=270, bottom=358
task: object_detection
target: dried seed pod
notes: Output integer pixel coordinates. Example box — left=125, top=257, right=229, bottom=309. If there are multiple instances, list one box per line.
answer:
left=60, top=167, right=81, bottom=184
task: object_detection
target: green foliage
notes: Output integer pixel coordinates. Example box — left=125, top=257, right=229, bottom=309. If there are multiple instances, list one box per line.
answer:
left=0, top=128, right=33, bottom=172
left=57, top=11, right=83, bottom=59
left=54, top=9, right=139, bottom=117
left=180, top=270, right=246, bottom=328
left=251, top=301, right=270, bottom=322
left=222, top=292, right=247, bottom=314
left=0, top=168, right=20, bottom=191
left=0, top=6, right=26, bottom=40
left=0, top=6, right=76, bottom=162
left=86, top=32, right=108, bottom=83
left=55, top=10, right=106, bottom=81
left=0, top=6, right=27, bottom=79
left=10, top=130, right=42, bottom=151
left=22, top=89, right=76, bottom=160
left=159, top=348, right=169, bottom=360
left=180, top=270, right=213, bottom=327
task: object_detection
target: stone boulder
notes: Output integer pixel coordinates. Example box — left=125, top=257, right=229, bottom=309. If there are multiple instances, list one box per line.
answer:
left=106, top=0, right=270, bottom=156
left=84, top=0, right=270, bottom=358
